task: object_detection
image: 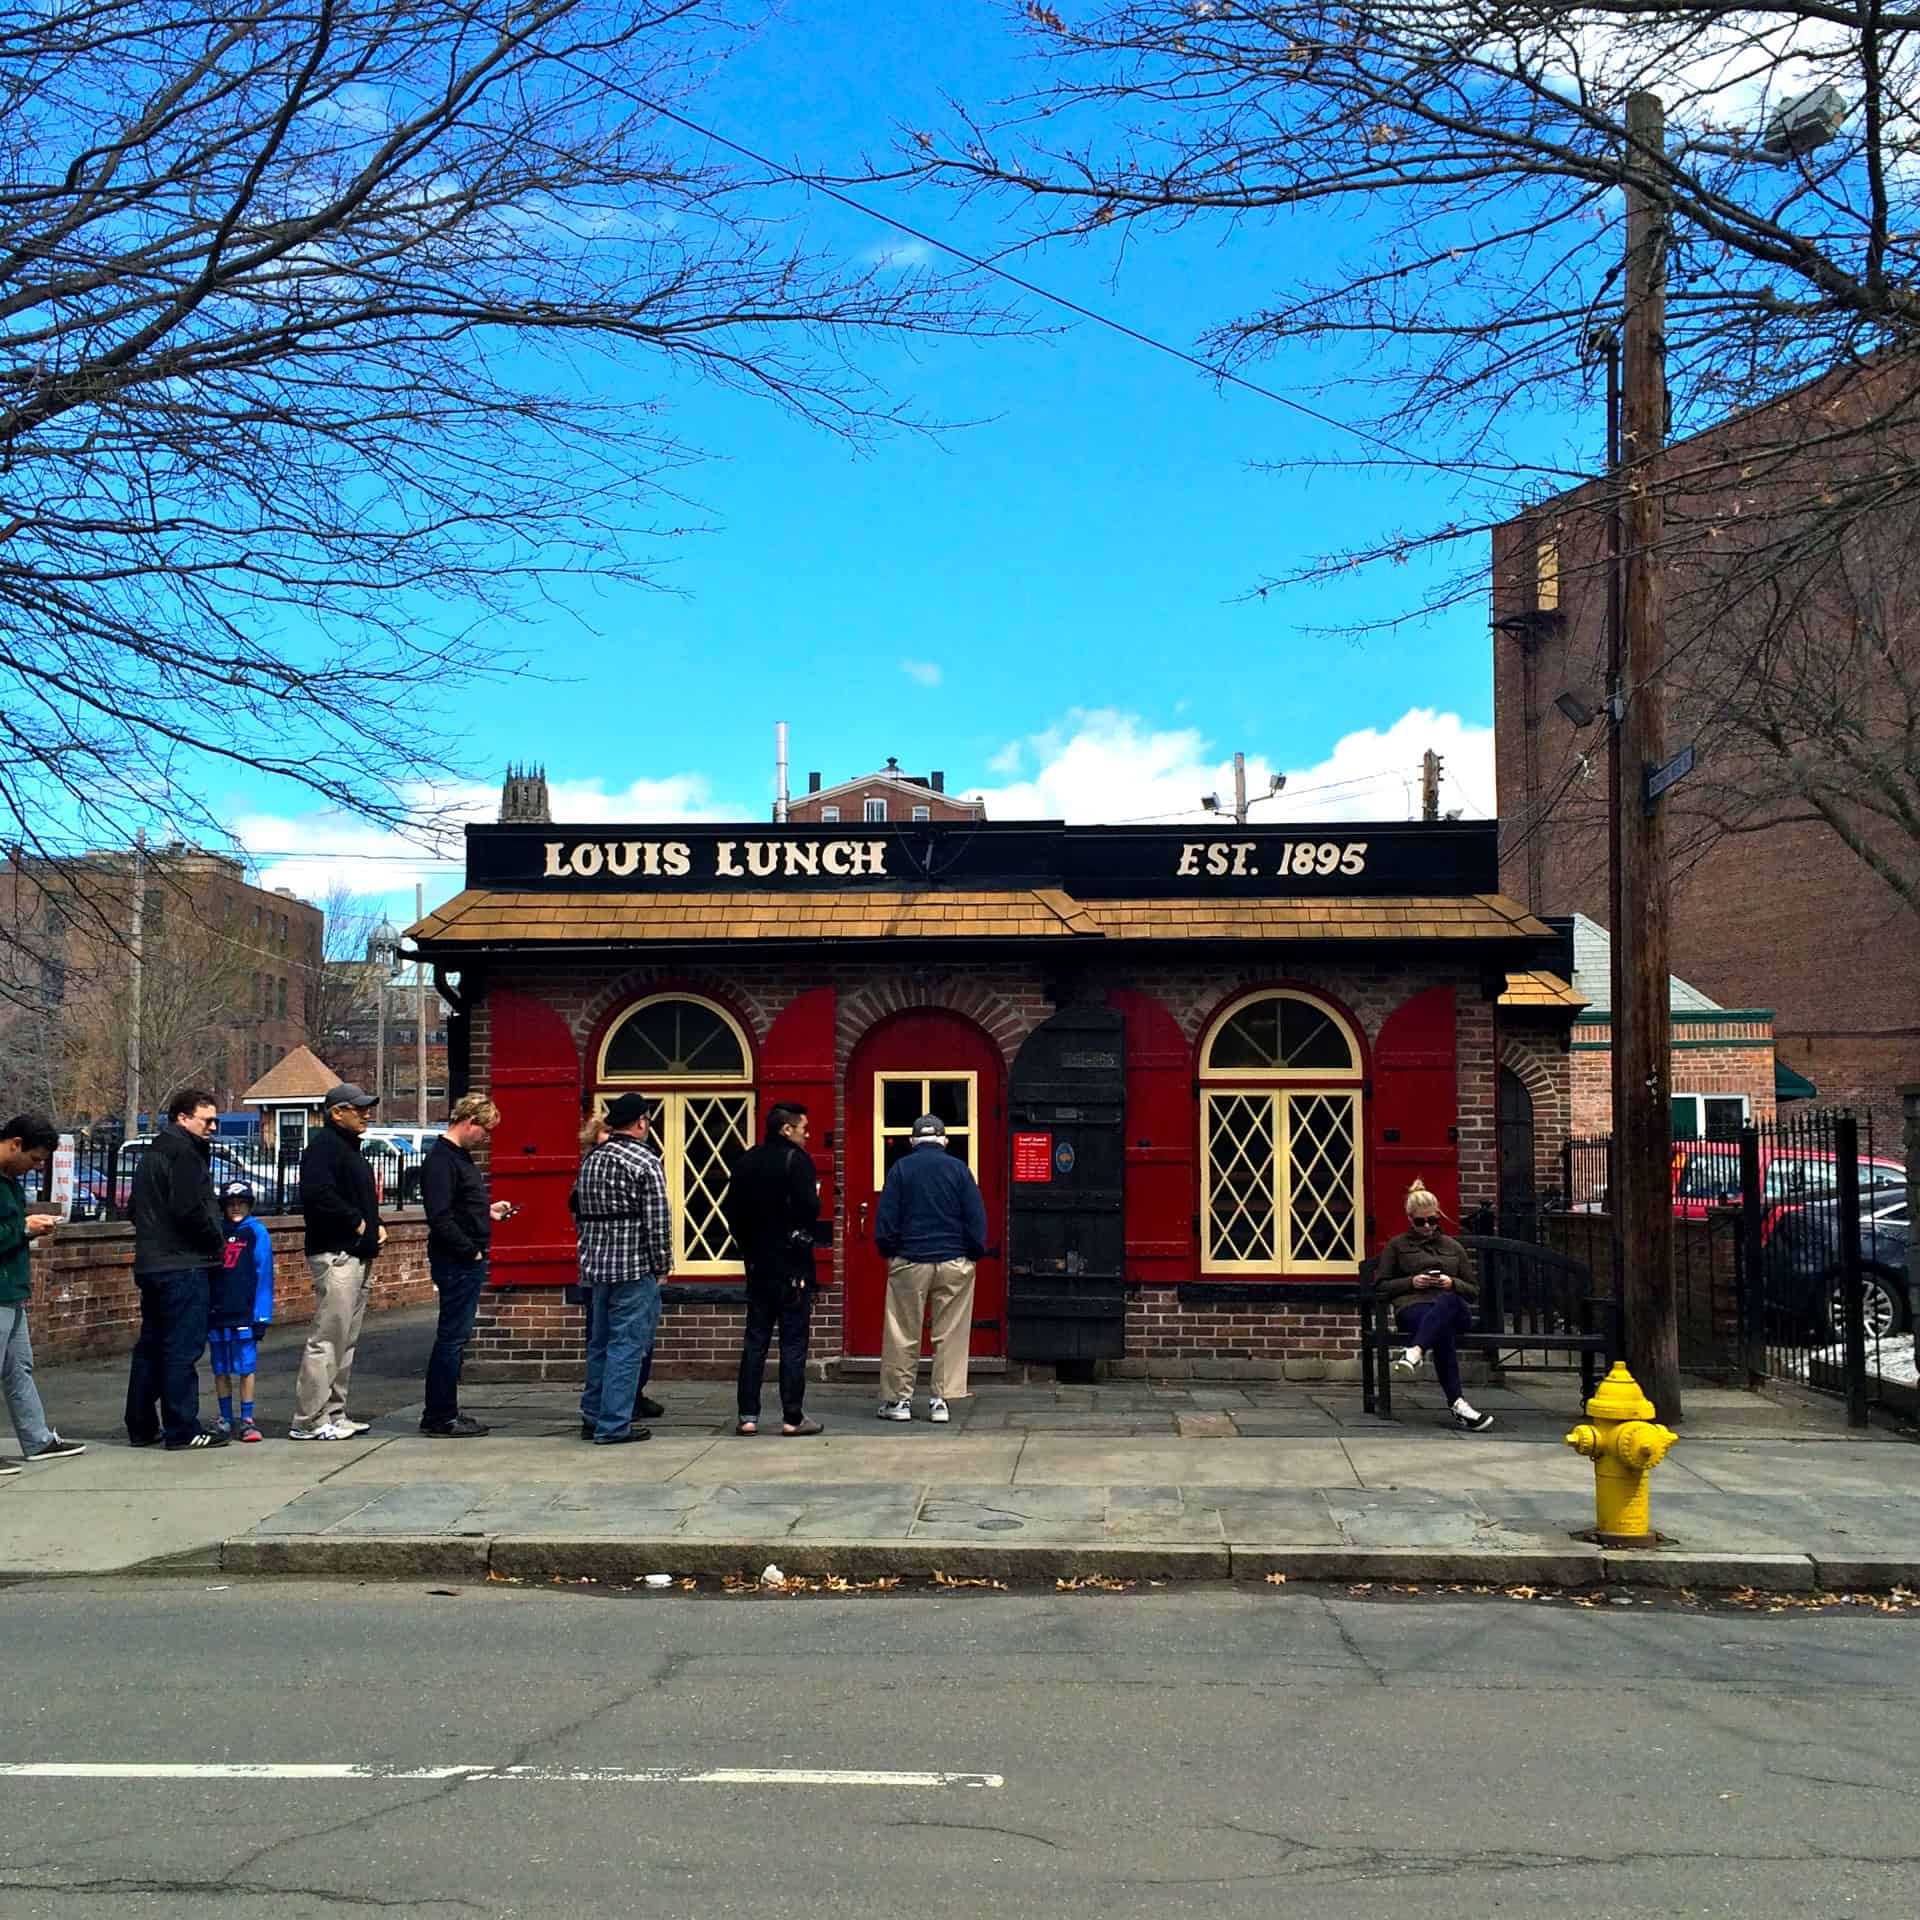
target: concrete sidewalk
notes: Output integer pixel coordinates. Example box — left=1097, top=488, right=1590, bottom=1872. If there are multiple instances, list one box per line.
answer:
left=7, top=1308, right=1918, bottom=1590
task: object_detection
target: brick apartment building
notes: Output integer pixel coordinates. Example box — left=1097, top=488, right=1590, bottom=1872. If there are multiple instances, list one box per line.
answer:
left=0, top=844, right=321, bottom=1118
left=1490, top=359, right=1920, bottom=1143
left=784, top=757, right=985, bottom=825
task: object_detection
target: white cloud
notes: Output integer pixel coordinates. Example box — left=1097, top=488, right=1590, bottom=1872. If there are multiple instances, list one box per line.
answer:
left=235, top=770, right=734, bottom=902
left=900, top=658, right=943, bottom=688
left=962, top=707, right=1495, bottom=825
left=985, top=740, right=1025, bottom=776
left=863, top=238, right=933, bottom=271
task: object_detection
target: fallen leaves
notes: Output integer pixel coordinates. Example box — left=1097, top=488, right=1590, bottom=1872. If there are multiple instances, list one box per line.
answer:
left=1263, top=1572, right=1288, bottom=1586
left=1054, top=1574, right=1135, bottom=1592
left=932, top=1571, right=1010, bottom=1590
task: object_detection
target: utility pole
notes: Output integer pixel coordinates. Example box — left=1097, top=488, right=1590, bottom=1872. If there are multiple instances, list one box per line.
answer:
left=123, top=830, right=145, bottom=1141
left=414, top=882, right=427, bottom=1125
left=1420, top=750, right=1444, bottom=822
left=1232, top=751, right=1248, bottom=825
left=1616, top=89, right=1681, bottom=1421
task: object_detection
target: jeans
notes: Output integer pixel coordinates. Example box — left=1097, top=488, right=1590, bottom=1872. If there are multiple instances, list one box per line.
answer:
left=1397, top=1291, right=1473, bottom=1404
left=737, top=1269, right=814, bottom=1424
left=126, top=1269, right=210, bottom=1448
left=424, top=1253, right=489, bottom=1427
left=0, top=1303, right=56, bottom=1454
left=580, top=1278, right=661, bottom=1442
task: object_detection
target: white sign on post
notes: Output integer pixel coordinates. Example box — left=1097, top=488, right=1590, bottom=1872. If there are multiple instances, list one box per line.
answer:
left=50, top=1134, right=76, bottom=1219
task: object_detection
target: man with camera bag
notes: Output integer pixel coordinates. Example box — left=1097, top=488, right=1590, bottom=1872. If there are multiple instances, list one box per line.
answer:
left=722, top=1103, right=824, bottom=1437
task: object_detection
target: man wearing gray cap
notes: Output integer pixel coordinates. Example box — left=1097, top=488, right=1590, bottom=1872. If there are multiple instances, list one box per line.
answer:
left=873, top=1114, right=988, bottom=1424
left=292, top=1084, right=386, bottom=1440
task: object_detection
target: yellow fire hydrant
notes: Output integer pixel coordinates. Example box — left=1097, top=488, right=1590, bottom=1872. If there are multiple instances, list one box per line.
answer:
left=1565, top=1363, right=1678, bottom=1547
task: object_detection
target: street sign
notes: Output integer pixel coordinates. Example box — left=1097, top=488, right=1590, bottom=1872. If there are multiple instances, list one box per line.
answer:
left=1644, top=743, right=1696, bottom=807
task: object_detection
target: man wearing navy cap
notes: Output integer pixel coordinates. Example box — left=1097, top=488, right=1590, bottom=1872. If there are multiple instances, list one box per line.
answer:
left=292, top=1084, right=385, bottom=1441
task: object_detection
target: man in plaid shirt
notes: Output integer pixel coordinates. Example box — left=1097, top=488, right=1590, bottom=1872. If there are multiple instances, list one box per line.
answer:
left=573, top=1093, right=672, bottom=1445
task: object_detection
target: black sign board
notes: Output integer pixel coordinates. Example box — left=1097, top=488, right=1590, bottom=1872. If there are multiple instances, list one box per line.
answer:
left=464, top=819, right=1498, bottom=899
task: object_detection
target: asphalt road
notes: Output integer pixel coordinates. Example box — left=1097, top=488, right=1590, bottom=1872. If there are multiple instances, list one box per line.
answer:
left=0, top=1579, right=1913, bottom=1918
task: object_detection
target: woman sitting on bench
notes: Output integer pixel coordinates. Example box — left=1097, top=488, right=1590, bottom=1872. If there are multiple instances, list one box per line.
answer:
left=1376, top=1181, right=1494, bottom=1432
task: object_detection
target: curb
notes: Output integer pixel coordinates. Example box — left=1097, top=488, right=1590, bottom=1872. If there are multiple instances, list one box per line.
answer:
left=202, top=1534, right=1916, bottom=1593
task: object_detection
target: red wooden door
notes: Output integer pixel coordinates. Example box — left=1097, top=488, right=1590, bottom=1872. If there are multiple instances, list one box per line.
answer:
left=1369, top=984, right=1458, bottom=1249
left=1110, top=985, right=1195, bottom=1284
left=843, top=1010, right=1006, bottom=1359
left=486, top=988, right=583, bottom=1286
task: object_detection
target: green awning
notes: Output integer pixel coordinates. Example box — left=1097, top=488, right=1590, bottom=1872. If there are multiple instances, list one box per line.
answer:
left=1775, top=1058, right=1818, bottom=1101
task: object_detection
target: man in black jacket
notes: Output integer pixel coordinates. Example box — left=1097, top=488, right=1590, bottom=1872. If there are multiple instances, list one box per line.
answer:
left=126, top=1087, right=228, bottom=1451
left=419, top=1093, right=514, bottom=1438
left=722, top=1103, right=824, bottom=1437
left=292, top=1084, right=384, bottom=1441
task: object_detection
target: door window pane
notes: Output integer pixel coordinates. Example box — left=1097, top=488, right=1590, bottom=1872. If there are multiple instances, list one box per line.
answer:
left=1205, top=1093, right=1277, bottom=1264
left=883, top=1079, right=922, bottom=1128
left=927, top=1078, right=972, bottom=1127
left=1287, top=1093, right=1359, bottom=1262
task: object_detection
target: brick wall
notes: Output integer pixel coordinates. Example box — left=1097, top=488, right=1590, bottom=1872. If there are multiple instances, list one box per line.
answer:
left=1499, top=1021, right=1573, bottom=1198
left=1119, top=1287, right=1361, bottom=1380
left=24, top=1213, right=435, bottom=1365
left=1569, top=1012, right=1780, bottom=1135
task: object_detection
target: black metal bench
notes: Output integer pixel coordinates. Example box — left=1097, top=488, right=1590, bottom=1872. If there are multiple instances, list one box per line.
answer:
left=1359, top=1234, right=1620, bottom=1419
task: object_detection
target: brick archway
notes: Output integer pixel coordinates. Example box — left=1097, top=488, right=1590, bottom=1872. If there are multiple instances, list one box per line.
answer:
left=836, top=973, right=1044, bottom=1075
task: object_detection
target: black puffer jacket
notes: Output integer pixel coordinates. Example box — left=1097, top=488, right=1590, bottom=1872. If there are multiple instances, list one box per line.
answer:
left=129, top=1124, right=223, bottom=1275
left=299, top=1122, right=381, bottom=1261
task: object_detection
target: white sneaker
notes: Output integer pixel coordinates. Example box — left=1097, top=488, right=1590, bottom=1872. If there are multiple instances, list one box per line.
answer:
left=288, top=1421, right=345, bottom=1441
left=1451, top=1399, right=1495, bottom=1433
left=1394, top=1346, right=1424, bottom=1374
left=331, top=1417, right=372, bottom=1437
left=928, top=1397, right=951, bottom=1424
left=876, top=1399, right=913, bottom=1422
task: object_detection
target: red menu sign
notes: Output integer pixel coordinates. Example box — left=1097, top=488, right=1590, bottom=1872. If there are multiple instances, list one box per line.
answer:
left=1012, top=1132, right=1054, bottom=1183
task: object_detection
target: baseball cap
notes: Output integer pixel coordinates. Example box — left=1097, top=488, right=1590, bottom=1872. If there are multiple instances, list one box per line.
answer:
left=910, top=1113, right=947, bottom=1141
left=220, top=1180, right=255, bottom=1204
left=323, top=1083, right=378, bottom=1110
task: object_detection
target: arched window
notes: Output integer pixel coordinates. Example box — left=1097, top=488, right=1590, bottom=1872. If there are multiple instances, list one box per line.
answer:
left=595, top=993, right=753, bottom=1275
left=1199, top=989, right=1363, bottom=1274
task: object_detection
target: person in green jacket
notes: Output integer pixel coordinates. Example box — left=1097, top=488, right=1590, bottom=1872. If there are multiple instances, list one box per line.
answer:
left=0, top=1113, right=87, bottom=1467
left=1374, top=1178, right=1494, bottom=1432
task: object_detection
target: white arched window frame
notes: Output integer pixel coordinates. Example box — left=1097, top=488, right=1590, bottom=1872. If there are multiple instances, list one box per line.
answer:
left=595, top=993, right=754, bottom=1276
left=1199, top=989, right=1365, bottom=1276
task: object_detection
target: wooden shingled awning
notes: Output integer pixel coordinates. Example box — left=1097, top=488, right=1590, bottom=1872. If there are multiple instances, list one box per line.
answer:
left=1498, top=968, right=1587, bottom=1011
left=409, top=887, right=1553, bottom=949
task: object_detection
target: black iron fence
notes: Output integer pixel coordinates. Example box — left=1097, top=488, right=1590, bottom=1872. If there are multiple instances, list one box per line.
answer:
left=22, top=1134, right=427, bottom=1222
left=1530, top=1109, right=1912, bottom=1424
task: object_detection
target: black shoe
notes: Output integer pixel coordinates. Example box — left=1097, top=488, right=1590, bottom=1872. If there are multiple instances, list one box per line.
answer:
left=580, top=1421, right=594, bottom=1441
left=127, top=1435, right=161, bottom=1449
left=166, top=1429, right=230, bottom=1451
left=420, top=1415, right=490, bottom=1439
left=591, top=1426, right=652, bottom=1446
left=634, top=1394, right=665, bottom=1421
left=28, top=1439, right=87, bottom=1460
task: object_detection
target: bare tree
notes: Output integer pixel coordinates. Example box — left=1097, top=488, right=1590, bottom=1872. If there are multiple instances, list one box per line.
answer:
left=302, top=882, right=383, bottom=1064
left=2, top=0, right=995, bottom=922
left=903, top=4, right=1920, bottom=901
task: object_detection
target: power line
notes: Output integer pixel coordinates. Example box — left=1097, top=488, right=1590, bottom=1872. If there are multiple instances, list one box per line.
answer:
left=560, top=57, right=1438, bottom=471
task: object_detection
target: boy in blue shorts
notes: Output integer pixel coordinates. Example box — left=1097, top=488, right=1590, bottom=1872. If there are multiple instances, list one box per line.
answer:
left=210, top=1182, right=274, bottom=1442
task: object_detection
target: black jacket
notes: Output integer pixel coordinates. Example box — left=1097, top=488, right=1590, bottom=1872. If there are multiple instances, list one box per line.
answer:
left=130, top=1124, right=224, bottom=1275
left=422, top=1135, right=491, bottom=1263
left=299, top=1121, right=381, bottom=1261
left=722, top=1138, right=821, bottom=1279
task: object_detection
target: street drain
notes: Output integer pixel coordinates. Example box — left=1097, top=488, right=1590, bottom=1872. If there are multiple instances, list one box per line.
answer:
left=976, top=1518, right=1024, bottom=1532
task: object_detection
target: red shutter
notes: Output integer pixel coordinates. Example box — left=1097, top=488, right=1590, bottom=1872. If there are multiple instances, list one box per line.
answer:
left=1370, top=984, right=1459, bottom=1248
left=759, top=986, right=837, bottom=1285
left=1111, top=985, right=1195, bottom=1284
left=486, top=987, right=582, bottom=1286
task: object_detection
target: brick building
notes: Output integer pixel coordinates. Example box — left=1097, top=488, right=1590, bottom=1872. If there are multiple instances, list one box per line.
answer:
left=0, top=844, right=321, bottom=1117
left=407, top=813, right=1567, bottom=1381
left=1490, top=364, right=1920, bottom=1140
left=784, top=758, right=984, bottom=825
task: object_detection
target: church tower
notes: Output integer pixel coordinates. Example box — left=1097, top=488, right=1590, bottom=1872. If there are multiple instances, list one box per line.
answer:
left=499, top=763, right=552, bottom=824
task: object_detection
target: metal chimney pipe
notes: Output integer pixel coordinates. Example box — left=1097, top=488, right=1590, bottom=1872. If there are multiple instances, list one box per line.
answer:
left=774, top=721, right=790, bottom=823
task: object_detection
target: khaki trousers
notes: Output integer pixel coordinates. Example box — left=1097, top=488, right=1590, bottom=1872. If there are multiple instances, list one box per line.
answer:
left=879, top=1258, right=976, bottom=1404
left=293, top=1252, right=373, bottom=1428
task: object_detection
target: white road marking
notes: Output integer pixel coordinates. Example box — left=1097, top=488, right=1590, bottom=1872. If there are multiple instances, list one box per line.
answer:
left=0, top=1762, right=1003, bottom=1789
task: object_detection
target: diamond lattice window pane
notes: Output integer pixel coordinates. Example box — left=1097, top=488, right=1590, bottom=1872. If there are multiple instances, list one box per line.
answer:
left=1206, top=1093, right=1278, bottom=1263
left=1286, top=1094, right=1359, bottom=1262
left=678, top=1094, right=752, bottom=1262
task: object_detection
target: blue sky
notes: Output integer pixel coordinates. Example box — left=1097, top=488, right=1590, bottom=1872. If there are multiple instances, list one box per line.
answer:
left=235, top=1, right=1571, bottom=920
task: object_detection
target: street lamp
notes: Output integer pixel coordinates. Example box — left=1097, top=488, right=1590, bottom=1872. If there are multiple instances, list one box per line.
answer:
left=370, top=919, right=400, bottom=1108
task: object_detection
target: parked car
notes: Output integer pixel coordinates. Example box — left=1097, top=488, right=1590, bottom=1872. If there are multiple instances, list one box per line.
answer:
left=111, top=1136, right=285, bottom=1211
left=1762, top=1192, right=1911, bottom=1340
left=1670, top=1141, right=1908, bottom=1220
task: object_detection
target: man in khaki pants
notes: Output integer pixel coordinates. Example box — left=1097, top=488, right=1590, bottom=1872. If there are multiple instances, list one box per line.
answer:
left=874, top=1114, right=988, bottom=1425
left=292, top=1085, right=385, bottom=1440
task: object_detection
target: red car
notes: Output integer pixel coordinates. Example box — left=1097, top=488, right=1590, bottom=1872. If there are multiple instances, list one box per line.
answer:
left=1670, top=1142, right=1907, bottom=1220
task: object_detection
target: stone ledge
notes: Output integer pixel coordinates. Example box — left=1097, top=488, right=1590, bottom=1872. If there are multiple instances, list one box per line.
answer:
left=221, top=1534, right=491, bottom=1578
left=1228, top=1545, right=1604, bottom=1586
left=1599, top=1549, right=1817, bottom=1592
